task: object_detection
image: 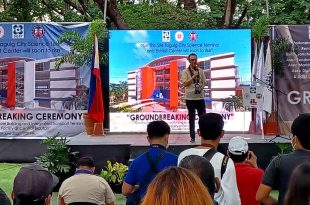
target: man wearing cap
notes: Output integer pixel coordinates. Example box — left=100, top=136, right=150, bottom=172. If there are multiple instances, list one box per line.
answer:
left=58, top=156, right=115, bottom=205
left=178, top=113, right=240, bottom=205
left=228, top=136, right=264, bottom=205
left=256, top=114, right=310, bottom=205
left=12, top=164, right=59, bottom=205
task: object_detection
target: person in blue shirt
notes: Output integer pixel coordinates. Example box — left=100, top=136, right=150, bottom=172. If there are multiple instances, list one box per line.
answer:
left=122, top=120, right=178, bottom=204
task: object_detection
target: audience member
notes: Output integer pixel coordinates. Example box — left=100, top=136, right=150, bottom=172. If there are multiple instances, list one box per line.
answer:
left=12, top=164, right=59, bottom=205
left=141, top=167, right=214, bottom=205
left=178, top=113, right=241, bottom=205
left=58, top=156, right=115, bottom=205
left=0, top=187, right=11, bottom=205
left=256, top=113, right=310, bottom=205
left=179, top=155, right=220, bottom=199
left=228, top=136, right=264, bottom=205
left=122, top=120, right=178, bottom=204
left=285, top=162, right=310, bottom=205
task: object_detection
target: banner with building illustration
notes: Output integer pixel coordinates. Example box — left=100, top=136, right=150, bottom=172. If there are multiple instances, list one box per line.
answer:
left=109, top=30, right=252, bottom=132
left=272, top=25, right=310, bottom=122
left=0, top=23, right=90, bottom=138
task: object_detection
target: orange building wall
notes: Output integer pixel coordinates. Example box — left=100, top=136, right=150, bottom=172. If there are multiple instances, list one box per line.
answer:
left=141, top=67, right=155, bottom=99
left=169, top=61, right=178, bottom=110
left=7, top=62, right=16, bottom=107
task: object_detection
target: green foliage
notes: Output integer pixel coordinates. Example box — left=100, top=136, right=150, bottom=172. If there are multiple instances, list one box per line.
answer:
left=246, top=0, right=310, bottom=26
left=272, top=38, right=297, bottom=76
left=36, top=133, right=71, bottom=175
left=275, top=143, right=293, bottom=155
left=0, top=163, right=21, bottom=198
left=100, top=161, right=128, bottom=185
left=55, top=20, right=108, bottom=69
left=252, top=15, right=270, bottom=42
left=119, top=3, right=217, bottom=29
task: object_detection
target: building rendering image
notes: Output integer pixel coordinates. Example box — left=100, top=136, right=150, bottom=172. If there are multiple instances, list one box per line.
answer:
left=127, top=53, right=239, bottom=111
left=0, top=57, right=85, bottom=110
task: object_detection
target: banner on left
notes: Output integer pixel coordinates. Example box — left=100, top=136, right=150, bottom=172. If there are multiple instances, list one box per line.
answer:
left=0, top=23, right=91, bottom=138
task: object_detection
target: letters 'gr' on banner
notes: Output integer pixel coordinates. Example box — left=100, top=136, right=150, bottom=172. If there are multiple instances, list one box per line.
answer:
left=272, top=25, right=310, bottom=122
left=109, top=30, right=252, bottom=132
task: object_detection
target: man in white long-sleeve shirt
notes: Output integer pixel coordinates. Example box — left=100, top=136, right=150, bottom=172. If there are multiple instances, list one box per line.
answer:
left=178, top=113, right=241, bottom=205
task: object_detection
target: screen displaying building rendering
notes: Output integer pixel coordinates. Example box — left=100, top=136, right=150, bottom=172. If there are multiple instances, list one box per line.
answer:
left=109, top=30, right=252, bottom=132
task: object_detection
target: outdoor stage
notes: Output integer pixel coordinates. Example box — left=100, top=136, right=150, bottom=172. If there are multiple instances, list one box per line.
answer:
left=0, top=132, right=290, bottom=173
left=68, top=132, right=290, bottom=146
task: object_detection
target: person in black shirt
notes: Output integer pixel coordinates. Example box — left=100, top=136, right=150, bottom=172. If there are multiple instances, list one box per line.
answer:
left=256, top=114, right=310, bottom=205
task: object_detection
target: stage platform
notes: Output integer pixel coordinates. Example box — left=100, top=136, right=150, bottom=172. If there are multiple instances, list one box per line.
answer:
left=0, top=132, right=291, bottom=173
left=68, top=132, right=290, bottom=146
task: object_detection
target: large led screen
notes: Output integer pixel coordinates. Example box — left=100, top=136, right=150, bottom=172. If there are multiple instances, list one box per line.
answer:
left=109, top=30, right=251, bottom=132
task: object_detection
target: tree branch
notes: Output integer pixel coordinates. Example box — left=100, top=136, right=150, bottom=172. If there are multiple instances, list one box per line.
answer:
left=77, top=0, right=92, bottom=17
left=3, top=0, right=7, bottom=10
left=222, top=0, right=236, bottom=28
left=183, top=0, right=196, bottom=10
left=94, top=0, right=129, bottom=29
left=62, top=0, right=92, bottom=21
left=42, top=0, right=65, bottom=16
left=234, top=6, right=247, bottom=28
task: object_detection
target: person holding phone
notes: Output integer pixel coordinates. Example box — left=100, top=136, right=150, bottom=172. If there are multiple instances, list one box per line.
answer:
left=180, top=53, right=206, bottom=143
left=227, top=136, right=264, bottom=205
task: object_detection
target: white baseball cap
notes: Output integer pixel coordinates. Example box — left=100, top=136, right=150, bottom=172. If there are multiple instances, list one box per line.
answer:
left=228, top=136, right=249, bottom=155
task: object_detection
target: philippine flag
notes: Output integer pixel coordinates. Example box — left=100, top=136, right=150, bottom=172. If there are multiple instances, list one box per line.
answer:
left=88, top=34, right=104, bottom=123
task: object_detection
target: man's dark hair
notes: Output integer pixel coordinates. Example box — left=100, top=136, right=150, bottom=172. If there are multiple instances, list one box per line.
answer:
left=14, top=198, right=45, bottom=205
left=147, top=120, right=170, bottom=139
left=187, top=53, right=197, bottom=60
left=291, top=113, right=310, bottom=149
left=229, top=152, right=248, bottom=163
left=78, top=156, right=95, bottom=168
left=179, top=155, right=216, bottom=197
left=198, top=113, right=224, bottom=140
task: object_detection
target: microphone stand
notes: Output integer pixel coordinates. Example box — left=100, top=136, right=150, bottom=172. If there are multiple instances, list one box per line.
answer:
left=252, top=75, right=290, bottom=142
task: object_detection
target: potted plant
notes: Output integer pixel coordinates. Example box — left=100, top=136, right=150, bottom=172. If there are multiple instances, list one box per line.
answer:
left=100, top=160, right=128, bottom=193
left=36, top=132, right=78, bottom=191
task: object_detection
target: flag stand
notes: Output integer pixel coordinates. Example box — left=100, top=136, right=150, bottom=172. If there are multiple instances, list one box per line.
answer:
left=93, top=123, right=104, bottom=136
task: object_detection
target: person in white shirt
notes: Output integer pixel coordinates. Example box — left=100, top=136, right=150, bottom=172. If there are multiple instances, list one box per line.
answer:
left=178, top=113, right=241, bottom=205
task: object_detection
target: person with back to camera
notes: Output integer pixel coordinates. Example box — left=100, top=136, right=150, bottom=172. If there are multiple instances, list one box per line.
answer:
left=256, top=113, right=310, bottom=205
left=180, top=53, right=206, bottom=143
left=58, top=156, right=115, bottom=205
left=141, top=167, right=214, bottom=205
left=227, top=136, right=264, bottom=205
left=179, top=155, right=220, bottom=205
left=178, top=113, right=241, bottom=205
left=12, top=164, right=59, bottom=205
left=122, top=120, right=178, bottom=205
left=285, top=162, right=310, bottom=205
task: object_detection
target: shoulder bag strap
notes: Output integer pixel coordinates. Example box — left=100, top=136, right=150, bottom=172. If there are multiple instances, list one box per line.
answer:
left=203, top=148, right=217, bottom=161
left=141, top=150, right=165, bottom=186
left=220, top=155, right=229, bottom=179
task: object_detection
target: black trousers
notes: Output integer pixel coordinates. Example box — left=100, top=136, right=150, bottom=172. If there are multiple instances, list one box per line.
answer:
left=186, top=99, right=206, bottom=140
